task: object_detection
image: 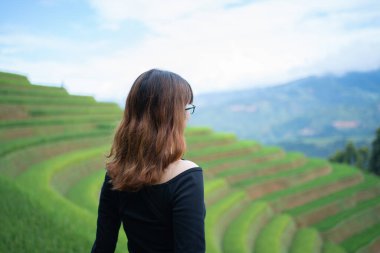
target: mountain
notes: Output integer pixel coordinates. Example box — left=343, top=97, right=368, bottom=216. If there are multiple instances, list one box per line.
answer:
left=188, top=69, right=380, bottom=158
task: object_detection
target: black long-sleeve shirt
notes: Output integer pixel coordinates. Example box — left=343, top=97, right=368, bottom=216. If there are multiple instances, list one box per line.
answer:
left=91, top=167, right=206, bottom=253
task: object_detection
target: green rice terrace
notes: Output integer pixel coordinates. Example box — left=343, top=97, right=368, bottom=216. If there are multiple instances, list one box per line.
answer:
left=0, top=71, right=379, bottom=253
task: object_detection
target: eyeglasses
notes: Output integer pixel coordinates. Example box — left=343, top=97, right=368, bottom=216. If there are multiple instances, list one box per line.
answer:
left=185, top=104, right=196, bottom=114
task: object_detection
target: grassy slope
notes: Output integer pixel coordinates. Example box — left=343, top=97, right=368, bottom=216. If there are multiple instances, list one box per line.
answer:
left=0, top=175, right=93, bottom=253
left=1, top=71, right=380, bottom=253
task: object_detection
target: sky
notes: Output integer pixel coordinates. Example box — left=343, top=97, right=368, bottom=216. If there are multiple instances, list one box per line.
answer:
left=1, top=0, right=380, bottom=105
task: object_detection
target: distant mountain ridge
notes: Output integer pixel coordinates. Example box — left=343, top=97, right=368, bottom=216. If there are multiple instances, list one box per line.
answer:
left=189, top=69, right=380, bottom=158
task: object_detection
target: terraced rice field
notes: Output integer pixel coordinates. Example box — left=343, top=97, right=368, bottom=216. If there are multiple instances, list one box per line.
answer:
left=1, top=71, right=379, bottom=253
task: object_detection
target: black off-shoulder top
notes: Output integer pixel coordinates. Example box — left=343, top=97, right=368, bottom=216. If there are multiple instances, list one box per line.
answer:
left=91, top=167, right=206, bottom=253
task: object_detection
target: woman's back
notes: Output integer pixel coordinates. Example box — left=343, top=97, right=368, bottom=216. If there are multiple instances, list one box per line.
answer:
left=92, top=160, right=206, bottom=253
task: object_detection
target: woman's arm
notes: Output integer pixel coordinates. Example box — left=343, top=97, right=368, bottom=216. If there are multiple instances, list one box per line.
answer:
left=91, top=172, right=121, bottom=253
left=172, top=169, right=206, bottom=253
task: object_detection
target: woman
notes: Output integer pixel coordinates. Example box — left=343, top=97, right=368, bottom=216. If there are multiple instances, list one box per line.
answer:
left=91, top=69, right=206, bottom=253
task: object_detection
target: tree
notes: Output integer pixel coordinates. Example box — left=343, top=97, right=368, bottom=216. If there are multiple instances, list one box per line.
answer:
left=329, top=150, right=345, bottom=163
left=329, top=127, right=380, bottom=175
left=343, top=141, right=357, bottom=165
left=329, top=141, right=368, bottom=170
left=369, top=128, right=380, bottom=175
left=356, top=146, right=369, bottom=169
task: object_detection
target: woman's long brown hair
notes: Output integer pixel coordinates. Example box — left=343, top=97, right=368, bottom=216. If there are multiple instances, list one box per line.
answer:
left=106, top=69, right=193, bottom=191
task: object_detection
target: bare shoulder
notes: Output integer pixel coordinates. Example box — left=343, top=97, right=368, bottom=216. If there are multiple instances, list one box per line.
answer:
left=172, top=159, right=199, bottom=174
left=178, top=159, right=199, bottom=169
left=160, top=159, right=200, bottom=183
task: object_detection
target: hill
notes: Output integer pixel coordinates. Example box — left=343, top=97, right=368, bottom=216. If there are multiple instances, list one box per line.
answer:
left=189, top=69, right=380, bottom=158
left=1, top=70, right=380, bottom=253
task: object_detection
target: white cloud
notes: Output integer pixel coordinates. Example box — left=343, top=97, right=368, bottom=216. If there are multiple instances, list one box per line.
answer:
left=1, top=0, right=380, bottom=105
left=85, top=0, right=380, bottom=91
left=88, top=0, right=237, bottom=29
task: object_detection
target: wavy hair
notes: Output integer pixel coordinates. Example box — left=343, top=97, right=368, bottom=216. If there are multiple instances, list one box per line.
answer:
left=106, top=69, right=193, bottom=191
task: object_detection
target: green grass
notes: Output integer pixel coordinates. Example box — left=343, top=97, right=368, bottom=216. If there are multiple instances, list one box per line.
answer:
left=204, top=178, right=229, bottom=196
left=0, top=94, right=97, bottom=105
left=340, top=223, right=380, bottom=253
left=27, top=106, right=121, bottom=117
left=66, top=168, right=105, bottom=212
left=0, top=175, right=94, bottom=253
left=250, top=145, right=284, bottom=157
left=289, top=228, right=322, bottom=253
left=16, top=144, right=108, bottom=190
left=254, top=214, right=296, bottom=253
left=187, top=140, right=259, bottom=158
left=322, top=242, right=347, bottom=253
left=0, top=86, right=69, bottom=97
left=232, top=158, right=328, bottom=188
left=313, top=196, right=380, bottom=231
left=1, top=135, right=110, bottom=178
left=204, top=178, right=231, bottom=205
left=0, top=129, right=112, bottom=157
left=286, top=173, right=380, bottom=216
left=0, top=71, right=30, bottom=86
left=51, top=155, right=106, bottom=195
left=222, top=201, right=272, bottom=253
left=216, top=151, right=304, bottom=177
left=0, top=83, right=65, bottom=91
left=184, top=126, right=214, bottom=136
left=205, top=190, right=248, bottom=253
left=0, top=121, right=111, bottom=140
left=356, top=236, right=380, bottom=253
left=201, top=152, right=260, bottom=170
left=11, top=145, right=127, bottom=253
left=0, top=114, right=120, bottom=128
left=259, top=163, right=360, bottom=202
left=186, top=132, right=237, bottom=144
